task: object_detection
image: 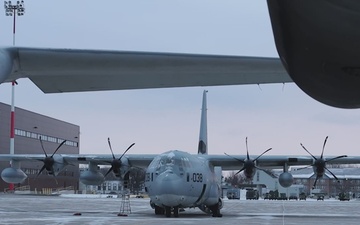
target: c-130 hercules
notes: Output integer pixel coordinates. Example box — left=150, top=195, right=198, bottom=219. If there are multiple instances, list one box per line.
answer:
left=1, top=90, right=359, bottom=218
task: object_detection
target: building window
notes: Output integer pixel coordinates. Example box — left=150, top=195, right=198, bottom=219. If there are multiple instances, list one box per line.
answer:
left=14, top=128, right=79, bottom=148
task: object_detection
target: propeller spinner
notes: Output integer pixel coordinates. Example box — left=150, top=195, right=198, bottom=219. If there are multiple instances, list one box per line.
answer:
left=225, top=137, right=272, bottom=179
left=104, top=138, right=135, bottom=177
left=300, top=136, right=347, bottom=189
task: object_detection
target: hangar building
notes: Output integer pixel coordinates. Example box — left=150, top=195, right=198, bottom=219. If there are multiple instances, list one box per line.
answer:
left=0, top=102, right=80, bottom=192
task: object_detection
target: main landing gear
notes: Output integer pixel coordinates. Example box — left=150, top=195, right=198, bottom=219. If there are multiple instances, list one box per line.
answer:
left=209, top=203, right=222, bottom=217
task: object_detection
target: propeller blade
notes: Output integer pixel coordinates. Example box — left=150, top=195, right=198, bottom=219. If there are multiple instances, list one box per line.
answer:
left=245, top=137, right=250, bottom=160
left=325, top=167, right=340, bottom=181
left=312, top=176, right=319, bottom=189
left=104, top=166, right=114, bottom=177
left=300, top=143, right=317, bottom=161
left=107, top=138, right=116, bottom=159
left=118, top=143, right=135, bottom=160
left=224, top=153, right=245, bottom=163
left=235, top=167, right=246, bottom=176
left=325, top=155, right=347, bottom=163
left=253, top=148, right=272, bottom=162
left=320, top=136, right=328, bottom=159
left=296, top=165, right=313, bottom=171
left=37, top=165, right=46, bottom=177
left=39, top=136, right=48, bottom=157
left=51, top=140, right=66, bottom=157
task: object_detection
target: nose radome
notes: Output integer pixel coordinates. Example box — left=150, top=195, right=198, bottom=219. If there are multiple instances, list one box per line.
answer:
left=157, top=171, right=181, bottom=191
left=153, top=172, right=185, bottom=207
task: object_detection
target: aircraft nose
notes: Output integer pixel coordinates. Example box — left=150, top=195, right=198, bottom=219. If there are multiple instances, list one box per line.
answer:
left=156, top=170, right=181, bottom=193
left=153, top=170, right=185, bottom=206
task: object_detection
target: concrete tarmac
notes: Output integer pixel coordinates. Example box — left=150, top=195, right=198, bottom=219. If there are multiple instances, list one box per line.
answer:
left=0, top=194, right=360, bottom=225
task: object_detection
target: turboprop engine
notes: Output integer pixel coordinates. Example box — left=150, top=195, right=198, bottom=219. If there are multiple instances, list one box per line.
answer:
left=80, top=138, right=135, bottom=185
left=103, top=138, right=135, bottom=178
left=225, top=137, right=272, bottom=180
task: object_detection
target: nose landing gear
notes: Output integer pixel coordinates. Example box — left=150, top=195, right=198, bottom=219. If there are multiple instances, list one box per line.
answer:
left=164, top=206, right=179, bottom=217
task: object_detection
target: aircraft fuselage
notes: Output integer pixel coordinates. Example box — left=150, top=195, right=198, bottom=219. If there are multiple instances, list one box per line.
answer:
left=144, top=150, right=221, bottom=215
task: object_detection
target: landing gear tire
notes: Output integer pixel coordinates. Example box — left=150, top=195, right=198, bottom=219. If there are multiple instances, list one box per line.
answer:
left=209, top=203, right=222, bottom=218
left=173, top=206, right=179, bottom=218
left=155, top=205, right=164, bottom=215
left=165, top=206, right=171, bottom=217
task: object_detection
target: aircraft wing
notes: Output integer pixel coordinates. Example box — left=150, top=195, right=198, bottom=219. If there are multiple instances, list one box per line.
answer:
left=0, top=47, right=291, bottom=93
left=2, top=154, right=360, bottom=170
left=0, top=154, right=48, bottom=162
left=0, top=153, right=310, bottom=171
left=74, top=154, right=157, bottom=168
left=203, top=155, right=360, bottom=170
left=0, top=153, right=156, bottom=168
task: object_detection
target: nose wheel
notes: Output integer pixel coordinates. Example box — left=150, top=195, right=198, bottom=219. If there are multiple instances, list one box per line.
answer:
left=173, top=206, right=179, bottom=218
left=163, top=206, right=179, bottom=218
left=154, top=205, right=164, bottom=215
left=165, top=206, right=171, bottom=217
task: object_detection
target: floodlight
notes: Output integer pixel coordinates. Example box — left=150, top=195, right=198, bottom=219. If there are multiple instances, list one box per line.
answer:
left=4, top=0, right=25, bottom=16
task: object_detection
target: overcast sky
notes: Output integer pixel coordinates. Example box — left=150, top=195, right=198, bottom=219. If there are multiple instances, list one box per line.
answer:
left=1, top=1, right=360, bottom=157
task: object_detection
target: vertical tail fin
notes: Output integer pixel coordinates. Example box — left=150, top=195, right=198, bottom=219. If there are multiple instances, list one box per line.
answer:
left=198, top=90, right=208, bottom=155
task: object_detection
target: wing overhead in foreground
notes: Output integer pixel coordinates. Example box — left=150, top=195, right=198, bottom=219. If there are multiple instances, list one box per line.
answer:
left=0, top=47, right=291, bottom=93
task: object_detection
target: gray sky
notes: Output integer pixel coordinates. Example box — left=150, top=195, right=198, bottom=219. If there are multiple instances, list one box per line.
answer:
left=1, top=0, right=360, bottom=157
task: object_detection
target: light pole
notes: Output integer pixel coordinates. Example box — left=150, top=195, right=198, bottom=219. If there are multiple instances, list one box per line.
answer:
left=4, top=0, right=24, bottom=192
left=4, top=0, right=25, bottom=46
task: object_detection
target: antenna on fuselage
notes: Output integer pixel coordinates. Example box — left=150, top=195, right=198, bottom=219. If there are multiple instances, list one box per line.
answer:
left=198, top=90, right=208, bottom=155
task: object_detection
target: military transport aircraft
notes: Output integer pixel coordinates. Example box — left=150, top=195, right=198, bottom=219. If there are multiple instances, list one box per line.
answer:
left=0, top=1, right=360, bottom=108
left=1, top=90, right=360, bottom=218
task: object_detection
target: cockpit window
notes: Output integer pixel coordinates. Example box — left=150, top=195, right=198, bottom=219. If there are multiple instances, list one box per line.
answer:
left=156, top=152, right=176, bottom=172
left=147, top=151, right=193, bottom=174
left=181, top=157, right=192, bottom=168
